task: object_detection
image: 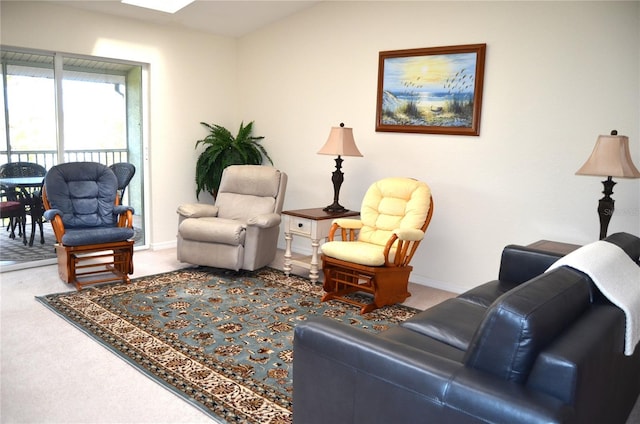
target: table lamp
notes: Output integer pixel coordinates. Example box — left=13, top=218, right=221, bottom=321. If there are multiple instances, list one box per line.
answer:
left=575, top=130, right=640, bottom=239
left=317, top=123, right=362, bottom=213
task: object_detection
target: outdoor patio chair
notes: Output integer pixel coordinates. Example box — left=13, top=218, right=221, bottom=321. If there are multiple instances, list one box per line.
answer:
left=0, top=186, right=26, bottom=245
left=109, top=162, right=136, bottom=205
left=0, top=162, right=46, bottom=243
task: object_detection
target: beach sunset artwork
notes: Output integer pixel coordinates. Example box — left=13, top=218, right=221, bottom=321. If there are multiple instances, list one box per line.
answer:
left=376, top=44, right=486, bottom=136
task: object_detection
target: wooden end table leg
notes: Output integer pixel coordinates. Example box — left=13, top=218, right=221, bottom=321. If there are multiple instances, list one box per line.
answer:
left=283, top=231, right=293, bottom=276
left=310, top=238, right=320, bottom=283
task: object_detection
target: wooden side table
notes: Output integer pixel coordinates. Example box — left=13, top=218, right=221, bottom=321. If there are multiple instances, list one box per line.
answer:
left=527, top=240, right=581, bottom=256
left=282, top=208, right=360, bottom=283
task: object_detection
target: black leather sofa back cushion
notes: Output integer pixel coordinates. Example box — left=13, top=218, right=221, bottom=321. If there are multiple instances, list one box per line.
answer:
left=498, top=244, right=565, bottom=284
left=464, top=266, right=591, bottom=383
left=606, top=232, right=640, bottom=264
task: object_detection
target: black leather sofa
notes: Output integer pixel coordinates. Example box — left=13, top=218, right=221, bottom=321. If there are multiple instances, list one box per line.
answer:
left=293, top=232, right=640, bottom=423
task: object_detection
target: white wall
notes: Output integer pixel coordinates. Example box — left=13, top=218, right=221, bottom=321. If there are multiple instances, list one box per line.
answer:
left=2, top=1, right=639, bottom=293
left=0, top=1, right=238, bottom=246
left=238, top=1, right=640, bottom=292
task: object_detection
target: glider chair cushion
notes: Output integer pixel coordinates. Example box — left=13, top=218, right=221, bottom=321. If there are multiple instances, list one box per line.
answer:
left=42, top=162, right=135, bottom=290
left=320, top=177, right=433, bottom=314
left=177, top=165, right=287, bottom=271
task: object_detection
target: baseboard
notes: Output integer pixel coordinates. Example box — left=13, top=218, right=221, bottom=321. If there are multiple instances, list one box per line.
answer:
left=409, top=274, right=468, bottom=294
left=151, top=239, right=177, bottom=251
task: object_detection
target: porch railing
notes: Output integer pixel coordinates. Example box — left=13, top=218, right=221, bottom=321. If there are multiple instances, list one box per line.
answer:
left=1, top=149, right=129, bottom=170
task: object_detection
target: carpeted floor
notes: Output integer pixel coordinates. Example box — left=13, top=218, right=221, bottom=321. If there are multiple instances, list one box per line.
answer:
left=4, top=249, right=639, bottom=423
left=36, top=266, right=418, bottom=424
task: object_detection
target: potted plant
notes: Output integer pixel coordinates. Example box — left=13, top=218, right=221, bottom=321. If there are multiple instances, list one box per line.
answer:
left=195, top=121, right=273, bottom=199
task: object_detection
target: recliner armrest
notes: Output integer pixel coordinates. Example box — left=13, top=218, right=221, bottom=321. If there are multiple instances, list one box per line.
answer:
left=176, top=203, right=219, bottom=218
left=247, top=212, right=281, bottom=228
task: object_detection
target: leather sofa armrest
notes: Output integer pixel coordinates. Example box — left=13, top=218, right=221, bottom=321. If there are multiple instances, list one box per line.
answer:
left=498, top=244, right=565, bottom=284
left=293, top=317, right=461, bottom=423
left=446, top=367, right=573, bottom=423
left=293, top=317, right=572, bottom=424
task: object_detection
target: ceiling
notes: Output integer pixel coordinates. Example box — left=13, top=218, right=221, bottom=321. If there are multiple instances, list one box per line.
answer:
left=50, top=0, right=321, bottom=38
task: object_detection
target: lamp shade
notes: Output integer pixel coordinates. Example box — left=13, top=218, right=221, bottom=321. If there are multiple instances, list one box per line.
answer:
left=318, top=125, right=363, bottom=157
left=576, top=133, right=640, bottom=178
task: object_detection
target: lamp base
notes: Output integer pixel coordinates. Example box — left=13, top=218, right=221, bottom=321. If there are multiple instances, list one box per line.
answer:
left=324, top=155, right=349, bottom=214
left=597, top=176, right=616, bottom=240
left=323, top=203, right=349, bottom=214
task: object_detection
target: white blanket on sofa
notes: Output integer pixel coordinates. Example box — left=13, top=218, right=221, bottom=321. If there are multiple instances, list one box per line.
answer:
left=547, top=241, right=640, bottom=355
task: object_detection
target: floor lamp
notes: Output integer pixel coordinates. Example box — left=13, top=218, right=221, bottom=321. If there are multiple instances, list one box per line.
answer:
left=317, top=123, right=362, bottom=213
left=576, top=130, right=640, bottom=240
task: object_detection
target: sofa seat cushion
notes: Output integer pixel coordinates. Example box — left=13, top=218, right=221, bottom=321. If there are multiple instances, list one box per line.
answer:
left=400, top=298, right=487, bottom=350
left=458, top=280, right=521, bottom=308
left=179, top=217, right=246, bottom=246
left=464, top=267, right=591, bottom=383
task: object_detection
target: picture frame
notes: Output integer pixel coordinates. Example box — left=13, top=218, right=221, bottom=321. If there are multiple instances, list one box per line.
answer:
left=376, top=44, right=486, bottom=136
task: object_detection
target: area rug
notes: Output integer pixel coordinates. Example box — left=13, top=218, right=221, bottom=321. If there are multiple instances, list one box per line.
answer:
left=36, top=267, right=418, bottom=423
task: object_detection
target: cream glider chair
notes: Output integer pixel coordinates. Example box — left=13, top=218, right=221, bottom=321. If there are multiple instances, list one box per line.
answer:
left=177, top=165, right=287, bottom=271
left=320, top=177, right=433, bottom=314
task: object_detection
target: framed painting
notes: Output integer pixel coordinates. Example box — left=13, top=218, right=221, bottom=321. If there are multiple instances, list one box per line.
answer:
left=376, top=44, right=486, bottom=136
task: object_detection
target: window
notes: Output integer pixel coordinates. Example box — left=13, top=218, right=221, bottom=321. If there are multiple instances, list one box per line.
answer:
left=1, top=47, right=147, bottom=265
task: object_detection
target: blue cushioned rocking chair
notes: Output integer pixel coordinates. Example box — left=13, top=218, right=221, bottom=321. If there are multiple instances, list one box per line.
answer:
left=42, top=162, right=135, bottom=290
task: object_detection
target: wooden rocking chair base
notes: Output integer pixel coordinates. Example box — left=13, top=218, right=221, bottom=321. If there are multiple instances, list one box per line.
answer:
left=321, top=254, right=412, bottom=314
left=54, top=240, right=134, bottom=290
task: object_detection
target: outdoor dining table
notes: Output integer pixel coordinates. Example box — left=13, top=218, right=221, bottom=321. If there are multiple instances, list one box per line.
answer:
left=0, top=176, right=45, bottom=189
left=0, top=176, right=45, bottom=246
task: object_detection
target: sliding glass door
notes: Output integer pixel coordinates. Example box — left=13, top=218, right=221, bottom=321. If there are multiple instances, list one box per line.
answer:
left=1, top=47, right=147, bottom=269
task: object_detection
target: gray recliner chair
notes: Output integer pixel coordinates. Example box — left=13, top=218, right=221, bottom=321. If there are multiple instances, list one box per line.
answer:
left=176, top=165, right=287, bottom=271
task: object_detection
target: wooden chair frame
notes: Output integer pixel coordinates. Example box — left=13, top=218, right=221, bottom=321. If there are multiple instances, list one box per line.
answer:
left=42, top=187, right=134, bottom=290
left=321, top=196, right=434, bottom=314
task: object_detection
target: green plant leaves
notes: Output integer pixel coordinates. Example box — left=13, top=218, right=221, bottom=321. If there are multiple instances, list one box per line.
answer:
left=194, top=121, right=273, bottom=199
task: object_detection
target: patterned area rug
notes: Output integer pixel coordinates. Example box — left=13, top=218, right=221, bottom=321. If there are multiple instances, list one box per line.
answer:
left=37, top=267, right=417, bottom=423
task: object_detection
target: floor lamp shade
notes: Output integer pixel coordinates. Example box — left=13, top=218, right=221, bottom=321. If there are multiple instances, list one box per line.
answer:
left=576, top=130, right=640, bottom=240
left=318, top=123, right=363, bottom=213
